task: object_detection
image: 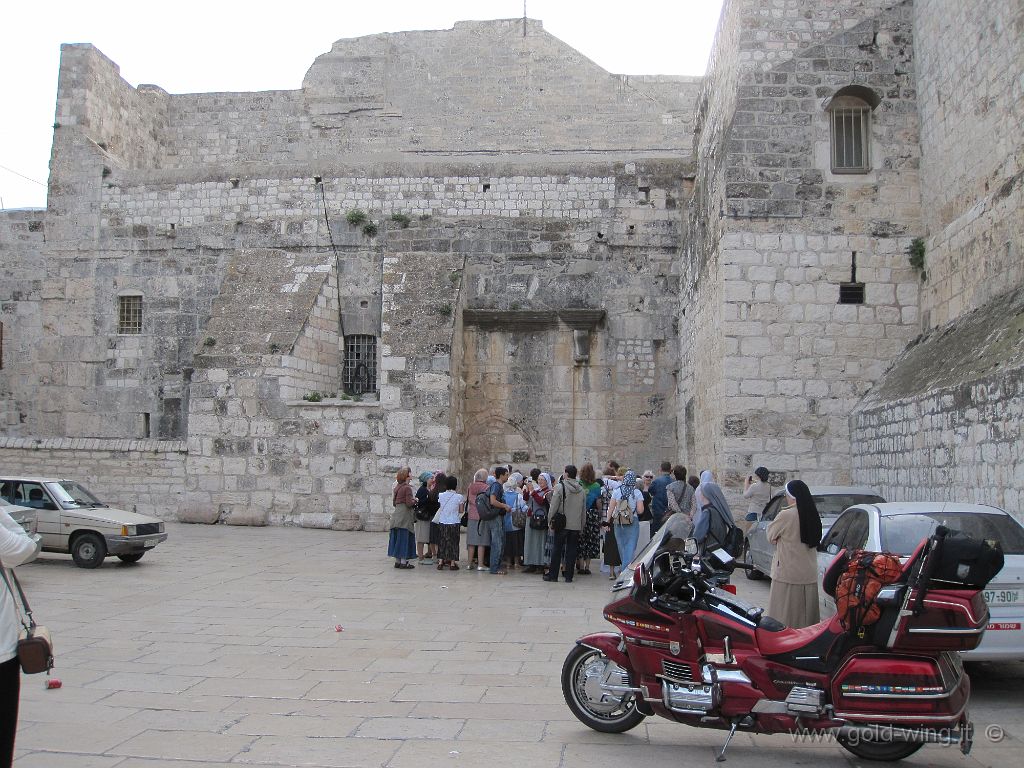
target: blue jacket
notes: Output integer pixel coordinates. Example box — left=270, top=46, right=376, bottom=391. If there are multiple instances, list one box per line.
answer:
left=649, top=474, right=672, bottom=519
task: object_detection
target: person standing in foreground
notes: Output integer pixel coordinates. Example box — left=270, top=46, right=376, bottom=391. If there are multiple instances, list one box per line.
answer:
left=648, top=461, right=673, bottom=533
left=465, top=468, right=490, bottom=570
left=767, top=479, right=822, bottom=628
left=388, top=468, right=417, bottom=569
left=544, top=465, right=586, bottom=582
left=1, top=506, right=43, bottom=768
left=486, top=466, right=511, bottom=575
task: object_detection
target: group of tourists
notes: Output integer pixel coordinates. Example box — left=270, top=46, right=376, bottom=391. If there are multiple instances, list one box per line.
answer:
left=388, top=460, right=825, bottom=628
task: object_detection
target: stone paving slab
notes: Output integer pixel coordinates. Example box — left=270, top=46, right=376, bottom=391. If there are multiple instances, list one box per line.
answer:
left=11, top=522, right=1024, bottom=767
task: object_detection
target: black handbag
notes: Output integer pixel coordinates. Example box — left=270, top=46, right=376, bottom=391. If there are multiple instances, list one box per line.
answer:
left=1, top=566, right=55, bottom=674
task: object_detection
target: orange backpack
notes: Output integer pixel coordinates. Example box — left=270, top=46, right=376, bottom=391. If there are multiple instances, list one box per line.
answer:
left=835, top=551, right=903, bottom=635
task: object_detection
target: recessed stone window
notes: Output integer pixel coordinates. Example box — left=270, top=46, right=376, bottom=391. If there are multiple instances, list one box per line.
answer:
left=825, top=86, right=879, bottom=175
left=343, top=335, right=377, bottom=395
left=117, top=294, right=143, bottom=334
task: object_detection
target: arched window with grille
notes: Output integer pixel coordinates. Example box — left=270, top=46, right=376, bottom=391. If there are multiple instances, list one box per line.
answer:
left=343, top=335, right=377, bottom=395
left=826, top=86, right=880, bottom=175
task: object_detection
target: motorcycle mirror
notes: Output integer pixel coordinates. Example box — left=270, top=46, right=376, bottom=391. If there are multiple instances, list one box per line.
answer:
left=636, top=562, right=651, bottom=588
left=683, top=538, right=698, bottom=556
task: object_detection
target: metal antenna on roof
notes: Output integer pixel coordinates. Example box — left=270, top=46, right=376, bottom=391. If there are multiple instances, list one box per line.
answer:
left=523, top=0, right=527, bottom=36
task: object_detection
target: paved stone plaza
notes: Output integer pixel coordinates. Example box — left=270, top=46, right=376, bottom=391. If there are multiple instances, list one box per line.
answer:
left=11, top=523, right=1022, bottom=767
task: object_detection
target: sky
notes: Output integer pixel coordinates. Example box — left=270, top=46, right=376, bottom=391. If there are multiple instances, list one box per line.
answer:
left=1, top=0, right=725, bottom=210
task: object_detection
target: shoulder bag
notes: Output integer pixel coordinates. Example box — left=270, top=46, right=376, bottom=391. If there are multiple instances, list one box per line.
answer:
left=0, top=566, right=55, bottom=674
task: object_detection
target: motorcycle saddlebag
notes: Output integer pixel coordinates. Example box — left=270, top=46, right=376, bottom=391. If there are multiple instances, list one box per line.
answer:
left=930, top=536, right=1004, bottom=589
left=831, top=652, right=968, bottom=722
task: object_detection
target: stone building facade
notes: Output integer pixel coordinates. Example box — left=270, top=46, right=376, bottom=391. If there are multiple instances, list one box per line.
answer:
left=0, top=20, right=696, bottom=528
left=682, top=0, right=1023, bottom=514
left=1, top=3, right=1021, bottom=527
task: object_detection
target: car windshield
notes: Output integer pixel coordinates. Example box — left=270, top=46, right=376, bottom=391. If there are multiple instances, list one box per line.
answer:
left=882, top=512, right=1024, bottom=555
left=813, top=494, right=885, bottom=517
left=46, top=481, right=106, bottom=509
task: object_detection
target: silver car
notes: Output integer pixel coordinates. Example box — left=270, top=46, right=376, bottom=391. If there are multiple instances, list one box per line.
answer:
left=742, top=485, right=885, bottom=580
left=0, top=477, right=167, bottom=568
left=816, top=502, right=1024, bottom=661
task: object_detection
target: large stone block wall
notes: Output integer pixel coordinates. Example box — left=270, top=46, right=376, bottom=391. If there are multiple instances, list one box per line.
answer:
left=851, top=287, right=1024, bottom=518
left=0, top=437, right=187, bottom=519
left=684, top=0, right=924, bottom=500
left=912, top=0, right=1024, bottom=328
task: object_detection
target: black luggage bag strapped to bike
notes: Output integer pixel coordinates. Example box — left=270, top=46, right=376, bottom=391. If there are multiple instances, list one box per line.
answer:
left=929, top=532, right=1004, bottom=588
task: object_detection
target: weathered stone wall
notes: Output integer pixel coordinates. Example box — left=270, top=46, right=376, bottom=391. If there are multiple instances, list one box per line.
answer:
left=851, top=287, right=1024, bottom=518
left=684, top=0, right=924, bottom=501
left=912, top=0, right=1024, bottom=328
left=0, top=437, right=187, bottom=519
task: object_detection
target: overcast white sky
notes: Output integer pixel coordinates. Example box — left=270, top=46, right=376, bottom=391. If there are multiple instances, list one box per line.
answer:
left=1, top=1, right=725, bottom=210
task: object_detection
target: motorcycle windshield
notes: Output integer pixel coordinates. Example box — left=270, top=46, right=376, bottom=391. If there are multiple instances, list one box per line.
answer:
left=613, top=527, right=678, bottom=591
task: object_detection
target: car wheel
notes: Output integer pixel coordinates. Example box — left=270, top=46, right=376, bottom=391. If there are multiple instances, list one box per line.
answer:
left=71, top=532, right=107, bottom=568
left=743, top=542, right=765, bottom=580
left=117, top=553, right=145, bottom=564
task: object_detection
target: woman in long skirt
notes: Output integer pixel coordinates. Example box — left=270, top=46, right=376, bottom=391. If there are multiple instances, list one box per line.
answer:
left=767, top=480, right=822, bottom=628
left=576, top=462, right=603, bottom=575
left=465, top=468, right=490, bottom=570
left=523, top=472, right=552, bottom=573
left=388, top=468, right=416, bottom=569
left=413, top=472, right=433, bottom=563
left=433, top=475, right=464, bottom=570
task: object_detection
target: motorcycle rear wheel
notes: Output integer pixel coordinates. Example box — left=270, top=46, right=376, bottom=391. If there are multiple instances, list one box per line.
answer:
left=561, top=644, right=645, bottom=733
left=837, top=735, right=925, bottom=761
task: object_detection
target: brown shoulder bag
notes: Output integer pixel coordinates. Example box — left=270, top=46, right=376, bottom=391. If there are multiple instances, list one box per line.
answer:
left=1, top=566, right=55, bottom=674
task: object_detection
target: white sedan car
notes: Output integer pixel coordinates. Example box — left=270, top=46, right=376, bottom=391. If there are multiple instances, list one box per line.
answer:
left=817, top=502, right=1024, bottom=661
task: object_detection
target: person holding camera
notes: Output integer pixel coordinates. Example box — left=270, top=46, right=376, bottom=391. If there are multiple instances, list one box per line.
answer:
left=742, top=466, right=771, bottom=535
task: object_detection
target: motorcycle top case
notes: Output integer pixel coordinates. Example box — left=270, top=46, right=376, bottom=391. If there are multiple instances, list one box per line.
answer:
left=930, top=537, right=1003, bottom=589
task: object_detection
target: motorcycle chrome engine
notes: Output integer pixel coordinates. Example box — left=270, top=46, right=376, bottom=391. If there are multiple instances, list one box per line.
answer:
left=663, top=682, right=721, bottom=714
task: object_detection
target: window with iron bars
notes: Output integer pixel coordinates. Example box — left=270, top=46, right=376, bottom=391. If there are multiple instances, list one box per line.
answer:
left=830, top=105, right=871, bottom=173
left=117, top=295, right=143, bottom=334
left=343, top=335, right=377, bottom=395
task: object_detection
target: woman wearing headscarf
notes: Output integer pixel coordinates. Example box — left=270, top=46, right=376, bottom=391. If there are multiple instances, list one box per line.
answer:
left=503, top=472, right=526, bottom=570
left=465, top=468, right=490, bottom=570
left=388, top=468, right=417, bottom=569
left=576, top=462, right=603, bottom=575
left=692, top=469, right=715, bottom=515
left=607, top=470, right=644, bottom=571
left=523, top=472, right=552, bottom=573
left=767, top=479, right=822, bottom=628
left=414, top=471, right=434, bottom=564
left=691, top=479, right=734, bottom=552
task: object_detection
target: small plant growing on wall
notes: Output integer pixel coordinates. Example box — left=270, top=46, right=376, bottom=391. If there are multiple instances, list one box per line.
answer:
left=268, top=342, right=281, bottom=354
left=907, top=237, right=927, bottom=280
left=203, top=337, right=216, bottom=348
left=362, top=222, right=378, bottom=238
left=390, top=212, right=411, bottom=228
left=437, top=302, right=453, bottom=318
left=345, top=209, right=368, bottom=226
left=302, top=391, right=323, bottom=403
left=448, top=270, right=461, bottom=286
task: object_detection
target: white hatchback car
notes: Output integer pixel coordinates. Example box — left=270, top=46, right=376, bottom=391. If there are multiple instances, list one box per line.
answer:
left=0, top=477, right=167, bottom=568
left=817, top=502, right=1024, bottom=661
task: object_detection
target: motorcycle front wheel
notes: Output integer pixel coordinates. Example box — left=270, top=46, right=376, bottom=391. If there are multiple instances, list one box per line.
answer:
left=561, top=644, right=645, bottom=733
left=837, top=735, right=925, bottom=762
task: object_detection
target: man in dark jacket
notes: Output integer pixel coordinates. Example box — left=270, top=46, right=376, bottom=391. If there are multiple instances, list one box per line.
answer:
left=648, top=461, right=673, bottom=533
left=544, top=464, right=586, bottom=583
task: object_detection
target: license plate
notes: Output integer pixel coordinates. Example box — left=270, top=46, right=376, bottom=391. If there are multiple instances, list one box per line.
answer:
left=987, top=622, right=1021, bottom=631
left=143, top=538, right=158, bottom=548
left=983, top=589, right=1020, bottom=605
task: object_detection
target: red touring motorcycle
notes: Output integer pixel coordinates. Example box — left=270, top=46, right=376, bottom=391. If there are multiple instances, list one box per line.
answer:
left=562, top=527, right=1002, bottom=761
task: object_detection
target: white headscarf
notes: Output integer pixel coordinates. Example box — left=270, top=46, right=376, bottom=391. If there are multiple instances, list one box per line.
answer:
left=695, top=469, right=714, bottom=509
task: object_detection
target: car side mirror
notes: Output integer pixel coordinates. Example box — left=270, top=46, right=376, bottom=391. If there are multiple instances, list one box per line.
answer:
left=821, top=542, right=840, bottom=555
left=744, top=511, right=758, bottom=522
